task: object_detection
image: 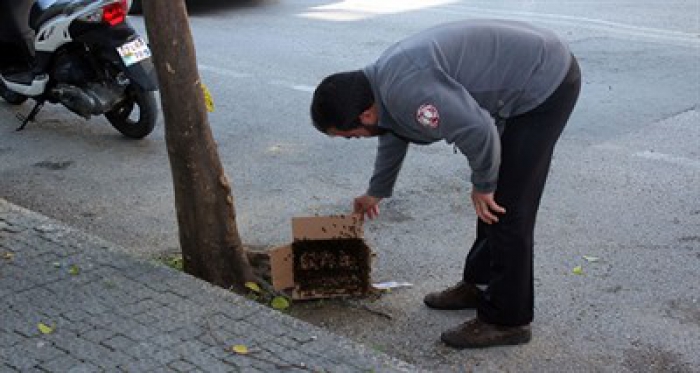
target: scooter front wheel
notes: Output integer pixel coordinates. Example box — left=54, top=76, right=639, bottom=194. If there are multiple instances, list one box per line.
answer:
left=105, top=85, right=158, bottom=139
left=0, top=79, right=28, bottom=105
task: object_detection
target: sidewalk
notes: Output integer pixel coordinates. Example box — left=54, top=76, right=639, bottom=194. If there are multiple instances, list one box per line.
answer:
left=0, top=198, right=418, bottom=372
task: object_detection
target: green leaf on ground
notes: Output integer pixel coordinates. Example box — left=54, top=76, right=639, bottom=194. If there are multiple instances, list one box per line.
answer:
left=271, top=296, right=291, bottom=310
left=245, top=282, right=261, bottom=293
left=68, top=265, right=80, bottom=276
left=231, top=344, right=249, bottom=355
left=163, top=256, right=184, bottom=271
left=572, top=265, right=584, bottom=275
left=37, top=322, right=55, bottom=334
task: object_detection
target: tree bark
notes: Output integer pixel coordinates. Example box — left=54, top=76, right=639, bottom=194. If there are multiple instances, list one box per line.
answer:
left=142, top=0, right=255, bottom=292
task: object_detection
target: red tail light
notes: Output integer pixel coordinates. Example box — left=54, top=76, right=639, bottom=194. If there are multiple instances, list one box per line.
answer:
left=102, top=0, right=128, bottom=26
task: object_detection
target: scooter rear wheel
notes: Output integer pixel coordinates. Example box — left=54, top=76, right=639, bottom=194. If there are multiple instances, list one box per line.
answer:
left=0, top=79, right=28, bottom=105
left=105, top=85, right=158, bottom=139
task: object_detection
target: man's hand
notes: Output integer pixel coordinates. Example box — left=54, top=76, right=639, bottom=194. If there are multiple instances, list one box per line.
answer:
left=471, top=190, right=506, bottom=224
left=354, top=194, right=382, bottom=220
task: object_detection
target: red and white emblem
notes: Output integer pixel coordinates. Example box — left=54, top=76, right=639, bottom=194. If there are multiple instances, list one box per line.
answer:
left=416, top=104, right=440, bottom=128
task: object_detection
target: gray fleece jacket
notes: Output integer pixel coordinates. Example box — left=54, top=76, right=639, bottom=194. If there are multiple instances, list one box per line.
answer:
left=362, top=19, right=572, bottom=196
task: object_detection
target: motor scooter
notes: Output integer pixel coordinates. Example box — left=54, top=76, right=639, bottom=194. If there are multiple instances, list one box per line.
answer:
left=0, top=0, right=158, bottom=139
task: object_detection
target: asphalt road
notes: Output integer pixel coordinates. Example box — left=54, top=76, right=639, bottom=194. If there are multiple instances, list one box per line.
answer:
left=1, top=0, right=698, bottom=371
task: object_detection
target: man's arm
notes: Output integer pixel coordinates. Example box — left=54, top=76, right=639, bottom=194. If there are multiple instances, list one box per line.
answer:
left=367, top=131, right=409, bottom=198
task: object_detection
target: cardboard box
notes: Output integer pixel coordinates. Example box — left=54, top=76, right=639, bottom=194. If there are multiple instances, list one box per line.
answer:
left=269, top=214, right=373, bottom=300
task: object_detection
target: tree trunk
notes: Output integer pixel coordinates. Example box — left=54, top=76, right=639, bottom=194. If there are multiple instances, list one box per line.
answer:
left=142, top=0, right=255, bottom=292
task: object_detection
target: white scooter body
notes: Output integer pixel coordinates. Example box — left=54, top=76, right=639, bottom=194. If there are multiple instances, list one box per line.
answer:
left=0, top=0, right=124, bottom=97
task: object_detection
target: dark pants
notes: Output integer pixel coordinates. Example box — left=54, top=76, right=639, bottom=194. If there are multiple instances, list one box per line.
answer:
left=462, top=56, right=582, bottom=326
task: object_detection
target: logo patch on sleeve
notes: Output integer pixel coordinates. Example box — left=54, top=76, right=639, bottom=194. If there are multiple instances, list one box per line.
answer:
left=416, top=104, right=440, bottom=128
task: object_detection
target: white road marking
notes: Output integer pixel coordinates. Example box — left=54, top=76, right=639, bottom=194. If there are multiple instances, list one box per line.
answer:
left=198, top=64, right=250, bottom=79
left=290, top=85, right=316, bottom=93
left=298, top=0, right=457, bottom=21
left=433, top=5, right=700, bottom=45
left=199, top=67, right=316, bottom=94
left=634, top=150, right=700, bottom=169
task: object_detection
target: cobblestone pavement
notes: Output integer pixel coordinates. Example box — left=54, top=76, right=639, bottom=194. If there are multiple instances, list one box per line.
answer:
left=0, top=199, right=418, bottom=372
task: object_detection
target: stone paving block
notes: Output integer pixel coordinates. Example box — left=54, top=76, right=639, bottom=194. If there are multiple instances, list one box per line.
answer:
left=169, top=325, right=208, bottom=343
left=172, top=339, right=211, bottom=358
left=116, top=298, right=163, bottom=317
left=260, top=340, right=336, bottom=371
left=131, top=312, right=160, bottom=330
left=123, top=341, right=180, bottom=364
left=117, top=358, right=165, bottom=373
left=98, top=334, right=133, bottom=351
left=195, top=331, right=220, bottom=348
left=180, top=352, right=237, bottom=373
left=66, top=362, right=104, bottom=373
left=223, top=351, right=288, bottom=372
left=4, top=272, right=40, bottom=293
left=147, top=333, right=184, bottom=349
left=56, top=335, right=118, bottom=366
left=167, top=359, right=198, bottom=372
left=244, top=313, right=296, bottom=338
left=1, top=346, right=40, bottom=370
left=0, top=332, right=23, bottom=348
left=111, top=320, right=161, bottom=342
left=201, top=345, right=232, bottom=360
left=146, top=304, right=207, bottom=329
left=78, top=327, right=116, bottom=344
left=170, top=299, right=211, bottom=320
left=18, top=341, right=68, bottom=364
left=218, top=321, right=271, bottom=348
left=61, top=309, right=93, bottom=324
left=60, top=319, right=102, bottom=338
left=95, top=350, right=146, bottom=371
left=146, top=367, right=175, bottom=373
left=36, top=353, right=84, bottom=372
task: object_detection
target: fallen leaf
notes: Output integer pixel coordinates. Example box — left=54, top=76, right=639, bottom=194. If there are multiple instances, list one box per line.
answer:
left=582, top=255, right=600, bottom=263
left=37, top=323, right=54, bottom=335
left=244, top=282, right=261, bottom=293
left=201, top=83, right=215, bottom=113
left=68, top=265, right=80, bottom=276
left=231, top=344, right=249, bottom=355
left=2, top=252, right=14, bottom=260
left=572, top=265, right=584, bottom=275
left=271, top=296, right=290, bottom=310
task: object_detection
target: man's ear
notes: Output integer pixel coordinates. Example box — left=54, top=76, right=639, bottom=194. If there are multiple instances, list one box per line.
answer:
left=359, top=104, right=378, bottom=125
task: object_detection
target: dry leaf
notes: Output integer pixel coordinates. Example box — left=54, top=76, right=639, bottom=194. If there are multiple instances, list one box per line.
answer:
left=201, top=83, right=215, bottom=112
left=2, top=252, right=14, bottom=260
left=244, top=282, right=261, bottom=293
left=38, top=323, right=54, bottom=335
left=231, top=344, right=249, bottom=355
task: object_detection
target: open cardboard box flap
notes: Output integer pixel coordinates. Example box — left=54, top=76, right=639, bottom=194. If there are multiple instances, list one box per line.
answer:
left=291, top=214, right=363, bottom=240
left=269, top=214, right=370, bottom=298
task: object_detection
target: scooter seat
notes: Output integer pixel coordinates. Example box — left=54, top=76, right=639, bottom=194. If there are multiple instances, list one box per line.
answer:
left=30, top=2, right=71, bottom=31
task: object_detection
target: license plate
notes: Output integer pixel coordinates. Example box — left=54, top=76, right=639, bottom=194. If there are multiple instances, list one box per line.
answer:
left=117, top=37, right=151, bottom=66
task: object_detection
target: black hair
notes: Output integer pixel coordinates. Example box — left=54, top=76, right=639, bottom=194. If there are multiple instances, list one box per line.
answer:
left=310, top=70, right=374, bottom=134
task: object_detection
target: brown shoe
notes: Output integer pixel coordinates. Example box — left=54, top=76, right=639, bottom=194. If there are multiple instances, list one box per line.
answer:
left=423, top=281, right=481, bottom=310
left=441, top=318, right=531, bottom=349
